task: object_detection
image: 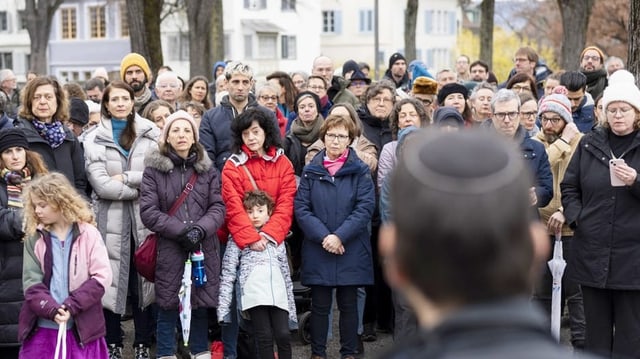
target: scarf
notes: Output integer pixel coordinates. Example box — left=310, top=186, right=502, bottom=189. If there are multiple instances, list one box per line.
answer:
left=323, top=148, right=349, bottom=176
left=134, top=87, right=153, bottom=113
left=291, top=115, right=323, bottom=144
left=31, top=119, right=66, bottom=149
left=1, top=167, right=31, bottom=208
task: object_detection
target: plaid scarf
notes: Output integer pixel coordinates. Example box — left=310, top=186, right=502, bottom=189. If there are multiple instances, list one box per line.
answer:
left=1, top=167, right=31, bottom=208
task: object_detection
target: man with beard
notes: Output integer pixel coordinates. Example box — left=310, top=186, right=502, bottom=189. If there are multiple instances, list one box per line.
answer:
left=560, top=71, right=595, bottom=133
left=119, top=52, right=153, bottom=115
left=383, top=52, right=411, bottom=93
left=533, top=93, right=586, bottom=349
left=579, top=46, right=607, bottom=101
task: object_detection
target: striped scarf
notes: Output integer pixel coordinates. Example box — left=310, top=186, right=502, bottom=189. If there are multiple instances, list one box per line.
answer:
left=1, top=167, right=31, bottom=208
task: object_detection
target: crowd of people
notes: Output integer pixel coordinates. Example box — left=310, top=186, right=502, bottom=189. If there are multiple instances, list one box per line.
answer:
left=0, top=42, right=638, bottom=359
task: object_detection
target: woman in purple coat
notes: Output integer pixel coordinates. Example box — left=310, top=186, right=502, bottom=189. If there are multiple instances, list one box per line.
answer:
left=139, top=110, right=225, bottom=359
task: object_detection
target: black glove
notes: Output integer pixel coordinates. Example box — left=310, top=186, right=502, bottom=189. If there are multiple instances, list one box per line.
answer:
left=179, top=225, right=205, bottom=252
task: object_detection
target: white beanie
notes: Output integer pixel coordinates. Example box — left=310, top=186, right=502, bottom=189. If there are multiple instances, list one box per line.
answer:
left=607, top=70, right=636, bottom=87
left=602, top=76, right=640, bottom=113
left=538, top=94, right=573, bottom=124
left=161, top=110, right=199, bottom=143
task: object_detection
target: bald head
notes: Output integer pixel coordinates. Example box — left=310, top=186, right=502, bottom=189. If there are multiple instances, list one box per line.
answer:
left=312, top=56, right=334, bottom=83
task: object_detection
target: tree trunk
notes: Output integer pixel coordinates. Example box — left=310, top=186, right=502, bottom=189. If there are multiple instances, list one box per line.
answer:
left=404, top=0, right=418, bottom=61
left=186, top=0, right=215, bottom=79
left=127, top=0, right=164, bottom=77
left=629, top=0, right=640, bottom=84
left=557, top=0, right=595, bottom=71
left=479, top=0, right=494, bottom=69
left=210, top=0, right=225, bottom=72
left=24, top=0, right=63, bottom=75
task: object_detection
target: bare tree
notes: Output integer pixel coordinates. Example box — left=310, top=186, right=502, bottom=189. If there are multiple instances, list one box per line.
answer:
left=557, top=0, right=595, bottom=71
left=404, top=0, right=418, bottom=61
left=629, top=0, right=640, bottom=82
left=479, top=0, right=495, bottom=69
left=24, top=0, right=64, bottom=74
left=210, top=0, right=225, bottom=67
left=126, top=0, right=164, bottom=76
left=185, top=0, right=215, bottom=78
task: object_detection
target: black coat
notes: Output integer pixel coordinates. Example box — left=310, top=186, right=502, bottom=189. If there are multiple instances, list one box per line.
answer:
left=0, top=180, right=25, bottom=347
left=561, top=127, right=640, bottom=289
left=14, top=118, right=87, bottom=193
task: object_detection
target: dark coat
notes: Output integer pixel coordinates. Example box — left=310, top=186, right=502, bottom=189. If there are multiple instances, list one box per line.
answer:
left=199, top=93, right=276, bottom=171
left=140, top=148, right=226, bottom=309
left=295, top=149, right=375, bottom=287
left=518, top=127, right=553, bottom=209
left=357, top=106, right=392, bottom=154
left=0, top=180, right=24, bottom=347
left=561, top=127, right=640, bottom=289
left=14, top=118, right=87, bottom=193
left=379, top=297, right=590, bottom=359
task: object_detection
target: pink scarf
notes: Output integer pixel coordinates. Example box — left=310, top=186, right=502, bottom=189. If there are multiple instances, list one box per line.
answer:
left=323, top=148, right=349, bottom=176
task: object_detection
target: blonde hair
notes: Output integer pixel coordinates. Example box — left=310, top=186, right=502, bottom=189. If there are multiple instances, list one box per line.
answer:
left=22, top=172, right=95, bottom=235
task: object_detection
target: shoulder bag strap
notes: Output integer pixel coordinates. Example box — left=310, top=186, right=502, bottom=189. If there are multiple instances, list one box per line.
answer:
left=241, top=164, right=259, bottom=191
left=167, top=172, right=198, bottom=216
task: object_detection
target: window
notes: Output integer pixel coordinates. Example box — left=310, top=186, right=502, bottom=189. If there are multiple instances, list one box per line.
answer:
left=0, top=12, right=7, bottom=32
left=244, top=35, right=253, bottom=59
left=120, top=1, right=129, bottom=37
left=89, top=6, right=106, bottom=38
left=167, top=33, right=189, bottom=61
left=244, top=0, right=266, bottom=10
left=425, top=10, right=456, bottom=35
left=359, top=9, right=373, bottom=33
left=281, top=35, right=296, bottom=59
left=282, top=0, right=296, bottom=11
left=0, top=52, right=12, bottom=69
left=322, top=10, right=342, bottom=34
left=18, top=11, right=27, bottom=30
left=83, top=71, right=92, bottom=80
left=257, top=34, right=277, bottom=59
left=60, top=8, right=77, bottom=39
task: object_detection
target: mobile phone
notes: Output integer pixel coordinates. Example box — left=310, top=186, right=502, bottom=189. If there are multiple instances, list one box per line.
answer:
left=610, top=159, right=626, bottom=187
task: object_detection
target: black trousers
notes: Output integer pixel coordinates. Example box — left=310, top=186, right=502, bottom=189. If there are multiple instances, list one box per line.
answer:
left=581, top=285, right=640, bottom=358
left=363, top=225, right=393, bottom=331
left=247, top=306, right=291, bottom=359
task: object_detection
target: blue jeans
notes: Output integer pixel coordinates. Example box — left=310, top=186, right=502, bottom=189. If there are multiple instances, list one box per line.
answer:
left=156, top=307, right=208, bottom=356
left=311, top=285, right=358, bottom=357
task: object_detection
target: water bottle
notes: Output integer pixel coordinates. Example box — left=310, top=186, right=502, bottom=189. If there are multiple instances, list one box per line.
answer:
left=191, top=250, right=207, bottom=287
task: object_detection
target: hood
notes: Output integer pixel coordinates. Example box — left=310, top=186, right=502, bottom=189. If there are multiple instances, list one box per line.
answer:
left=143, top=146, right=213, bottom=174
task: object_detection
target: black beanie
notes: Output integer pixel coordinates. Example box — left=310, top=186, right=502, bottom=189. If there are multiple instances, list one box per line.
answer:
left=388, top=52, right=407, bottom=70
left=437, top=83, right=469, bottom=106
left=69, top=98, right=89, bottom=126
left=294, top=91, right=321, bottom=114
left=0, top=127, right=29, bottom=154
left=342, top=60, right=360, bottom=77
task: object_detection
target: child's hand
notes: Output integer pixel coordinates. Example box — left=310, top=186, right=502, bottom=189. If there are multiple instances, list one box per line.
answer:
left=54, top=306, right=71, bottom=325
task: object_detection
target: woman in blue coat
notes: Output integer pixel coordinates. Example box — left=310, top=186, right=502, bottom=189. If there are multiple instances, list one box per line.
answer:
left=295, top=113, right=375, bottom=359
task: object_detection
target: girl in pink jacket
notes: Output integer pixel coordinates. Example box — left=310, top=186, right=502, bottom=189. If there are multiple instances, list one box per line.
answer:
left=18, top=173, right=112, bottom=359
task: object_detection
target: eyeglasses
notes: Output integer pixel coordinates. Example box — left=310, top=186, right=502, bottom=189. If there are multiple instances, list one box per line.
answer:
left=606, top=106, right=634, bottom=116
left=582, top=55, right=601, bottom=62
left=513, top=57, right=531, bottom=63
left=511, top=85, right=531, bottom=92
left=520, top=111, right=537, bottom=119
left=540, top=116, right=562, bottom=125
left=370, top=96, right=393, bottom=105
left=259, top=95, right=278, bottom=101
left=325, top=133, right=350, bottom=142
left=157, top=83, right=180, bottom=89
left=493, top=112, right=519, bottom=121
left=308, top=85, right=325, bottom=91
left=350, top=81, right=367, bottom=87
left=418, top=98, right=433, bottom=106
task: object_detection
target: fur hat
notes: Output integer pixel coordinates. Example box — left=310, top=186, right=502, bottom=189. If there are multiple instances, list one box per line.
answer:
left=437, top=83, right=469, bottom=105
left=0, top=127, right=29, bottom=153
left=69, top=97, right=89, bottom=126
left=294, top=91, right=321, bottom=114
left=602, top=76, right=640, bottom=113
left=161, top=110, right=199, bottom=143
left=388, top=52, right=406, bottom=70
left=580, top=46, right=606, bottom=62
left=538, top=94, right=573, bottom=124
left=412, top=76, right=437, bottom=95
left=120, top=53, right=151, bottom=81
left=433, top=106, right=465, bottom=128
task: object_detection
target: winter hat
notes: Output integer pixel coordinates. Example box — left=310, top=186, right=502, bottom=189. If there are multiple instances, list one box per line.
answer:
left=538, top=94, right=573, bottom=124
left=212, top=61, right=226, bottom=77
left=119, top=53, right=151, bottom=81
left=0, top=127, right=29, bottom=154
left=437, top=83, right=469, bottom=105
left=412, top=76, right=437, bottom=95
left=607, top=70, right=636, bottom=87
left=294, top=91, right=321, bottom=114
left=433, top=106, right=465, bottom=128
left=409, top=60, right=434, bottom=80
left=69, top=98, right=89, bottom=126
left=161, top=110, right=199, bottom=143
left=349, top=68, right=371, bottom=85
left=602, top=77, right=640, bottom=113
left=580, top=46, right=605, bottom=62
left=388, top=52, right=406, bottom=70
left=342, top=60, right=360, bottom=77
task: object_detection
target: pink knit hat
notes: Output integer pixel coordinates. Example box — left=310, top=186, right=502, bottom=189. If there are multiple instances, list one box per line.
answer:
left=161, top=110, right=199, bottom=143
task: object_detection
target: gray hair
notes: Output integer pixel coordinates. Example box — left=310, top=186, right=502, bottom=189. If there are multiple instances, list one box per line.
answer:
left=255, top=82, right=280, bottom=97
left=0, top=69, right=14, bottom=83
left=469, top=81, right=497, bottom=101
left=490, top=89, right=520, bottom=113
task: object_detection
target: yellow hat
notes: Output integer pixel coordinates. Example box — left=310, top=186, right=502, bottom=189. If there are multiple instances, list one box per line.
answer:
left=119, top=53, right=151, bottom=80
left=580, top=46, right=605, bottom=62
